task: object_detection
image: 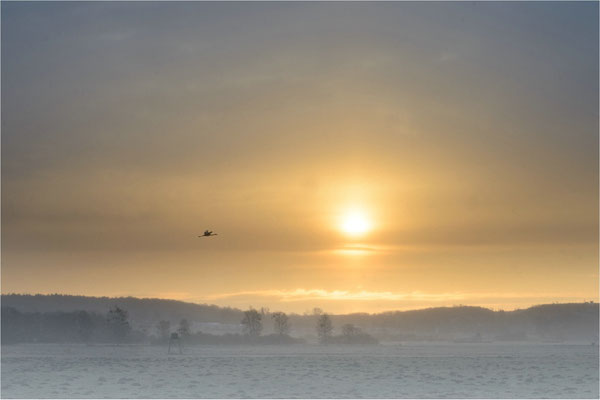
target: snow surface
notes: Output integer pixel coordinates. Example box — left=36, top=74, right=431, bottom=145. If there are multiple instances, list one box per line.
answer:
left=1, top=342, right=598, bottom=398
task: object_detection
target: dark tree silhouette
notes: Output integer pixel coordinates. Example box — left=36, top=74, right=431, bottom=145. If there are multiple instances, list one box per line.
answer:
left=271, top=312, right=290, bottom=336
left=241, top=309, right=263, bottom=338
left=316, top=313, right=333, bottom=344
left=177, top=318, right=191, bottom=338
left=1, top=307, right=22, bottom=343
left=107, top=306, right=131, bottom=342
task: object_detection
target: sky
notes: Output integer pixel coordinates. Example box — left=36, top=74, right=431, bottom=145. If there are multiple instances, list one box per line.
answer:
left=2, top=2, right=598, bottom=314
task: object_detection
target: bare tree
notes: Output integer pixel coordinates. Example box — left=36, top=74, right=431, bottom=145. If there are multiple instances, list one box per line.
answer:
left=271, top=312, right=290, bottom=336
left=107, top=306, right=130, bottom=343
left=316, top=313, right=333, bottom=344
left=157, top=320, right=171, bottom=341
left=241, top=309, right=263, bottom=338
left=177, top=319, right=191, bottom=338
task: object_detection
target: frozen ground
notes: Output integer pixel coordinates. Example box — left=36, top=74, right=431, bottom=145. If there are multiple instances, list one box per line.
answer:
left=1, top=342, right=598, bottom=398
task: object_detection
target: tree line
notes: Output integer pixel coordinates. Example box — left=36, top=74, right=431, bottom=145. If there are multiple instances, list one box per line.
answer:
left=163, top=307, right=376, bottom=345
left=313, top=309, right=378, bottom=344
left=4, top=295, right=597, bottom=342
left=1, top=306, right=141, bottom=344
left=2, top=305, right=377, bottom=345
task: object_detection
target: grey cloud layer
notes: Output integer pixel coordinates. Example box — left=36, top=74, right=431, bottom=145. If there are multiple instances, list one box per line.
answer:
left=2, top=2, right=598, bottom=256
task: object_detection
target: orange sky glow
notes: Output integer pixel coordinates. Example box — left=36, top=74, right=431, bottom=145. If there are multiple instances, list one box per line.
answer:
left=2, top=2, right=598, bottom=314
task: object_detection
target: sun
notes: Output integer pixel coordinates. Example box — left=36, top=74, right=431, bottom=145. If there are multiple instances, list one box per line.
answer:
left=340, top=210, right=372, bottom=237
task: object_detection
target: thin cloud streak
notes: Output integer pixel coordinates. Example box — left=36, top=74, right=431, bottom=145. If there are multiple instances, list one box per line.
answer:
left=206, top=289, right=583, bottom=303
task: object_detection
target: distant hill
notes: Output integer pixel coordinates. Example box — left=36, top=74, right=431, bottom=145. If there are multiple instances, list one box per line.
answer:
left=2, top=294, right=598, bottom=342
left=344, top=302, right=599, bottom=342
left=1, top=294, right=243, bottom=326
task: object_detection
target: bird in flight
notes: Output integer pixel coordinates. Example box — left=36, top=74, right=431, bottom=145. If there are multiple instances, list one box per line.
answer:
left=199, top=230, right=218, bottom=237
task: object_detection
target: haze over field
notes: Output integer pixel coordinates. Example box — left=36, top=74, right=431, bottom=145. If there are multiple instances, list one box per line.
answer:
left=2, top=2, right=598, bottom=313
left=3, top=294, right=598, bottom=344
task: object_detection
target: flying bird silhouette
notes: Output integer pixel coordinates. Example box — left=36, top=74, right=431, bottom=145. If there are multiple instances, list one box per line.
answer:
left=199, top=230, right=218, bottom=237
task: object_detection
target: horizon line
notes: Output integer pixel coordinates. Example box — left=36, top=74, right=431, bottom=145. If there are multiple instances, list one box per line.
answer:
left=2, top=292, right=598, bottom=316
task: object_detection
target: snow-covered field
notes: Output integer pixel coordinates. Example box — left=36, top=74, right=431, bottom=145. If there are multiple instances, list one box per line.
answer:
left=2, top=342, right=598, bottom=398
